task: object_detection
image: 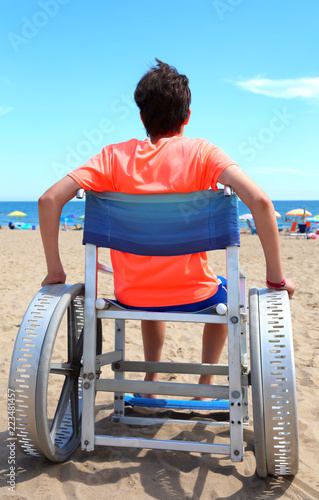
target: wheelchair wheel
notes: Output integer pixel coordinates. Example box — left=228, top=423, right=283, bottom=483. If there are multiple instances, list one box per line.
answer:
left=249, top=288, right=299, bottom=477
left=8, top=283, right=102, bottom=462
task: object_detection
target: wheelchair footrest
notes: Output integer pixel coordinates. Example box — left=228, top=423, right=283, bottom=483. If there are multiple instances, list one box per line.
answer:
left=125, top=394, right=229, bottom=410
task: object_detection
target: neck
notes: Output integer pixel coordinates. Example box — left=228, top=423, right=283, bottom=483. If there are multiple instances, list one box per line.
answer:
left=150, top=127, right=184, bottom=145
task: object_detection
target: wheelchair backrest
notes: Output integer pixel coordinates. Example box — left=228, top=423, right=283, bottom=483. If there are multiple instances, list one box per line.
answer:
left=83, top=189, right=240, bottom=255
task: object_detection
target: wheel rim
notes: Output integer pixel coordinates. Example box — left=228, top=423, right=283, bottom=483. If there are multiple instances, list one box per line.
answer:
left=249, top=287, right=267, bottom=477
left=9, top=284, right=85, bottom=461
left=250, top=287, right=299, bottom=476
left=259, top=289, right=299, bottom=476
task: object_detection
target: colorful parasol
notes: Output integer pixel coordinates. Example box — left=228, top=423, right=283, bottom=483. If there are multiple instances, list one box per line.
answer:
left=285, top=208, right=312, bottom=217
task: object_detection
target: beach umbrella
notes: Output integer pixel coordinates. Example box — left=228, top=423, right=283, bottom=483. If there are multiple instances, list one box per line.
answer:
left=61, top=216, right=73, bottom=225
left=67, top=214, right=78, bottom=219
left=7, top=210, right=27, bottom=223
left=239, top=213, right=253, bottom=221
left=239, top=213, right=254, bottom=231
left=285, top=208, right=312, bottom=217
left=76, top=215, right=85, bottom=221
left=7, top=210, right=26, bottom=218
left=274, top=211, right=281, bottom=218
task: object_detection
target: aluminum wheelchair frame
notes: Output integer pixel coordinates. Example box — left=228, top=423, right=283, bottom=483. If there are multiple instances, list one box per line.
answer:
left=8, top=188, right=299, bottom=476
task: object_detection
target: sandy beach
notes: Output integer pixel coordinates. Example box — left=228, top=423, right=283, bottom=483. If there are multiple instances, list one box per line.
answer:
left=1, top=226, right=319, bottom=500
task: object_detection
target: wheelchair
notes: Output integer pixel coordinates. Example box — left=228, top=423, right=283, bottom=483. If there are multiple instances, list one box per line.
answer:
left=8, top=187, right=299, bottom=477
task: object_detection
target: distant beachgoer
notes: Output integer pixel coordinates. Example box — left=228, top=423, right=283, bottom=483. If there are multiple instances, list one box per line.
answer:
left=8, top=222, right=15, bottom=230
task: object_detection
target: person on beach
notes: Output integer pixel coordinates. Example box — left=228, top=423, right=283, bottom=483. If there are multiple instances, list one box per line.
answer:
left=39, top=59, right=295, bottom=399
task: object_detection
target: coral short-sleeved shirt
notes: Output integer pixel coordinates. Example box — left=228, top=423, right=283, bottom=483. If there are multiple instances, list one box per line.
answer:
left=68, top=136, right=236, bottom=307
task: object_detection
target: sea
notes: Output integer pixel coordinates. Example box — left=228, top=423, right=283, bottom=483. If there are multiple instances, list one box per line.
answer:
left=0, top=200, right=86, bottom=228
left=0, top=199, right=318, bottom=229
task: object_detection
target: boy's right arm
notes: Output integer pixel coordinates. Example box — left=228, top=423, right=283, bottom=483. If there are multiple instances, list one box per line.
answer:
left=218, top=165, right=296, bottom=298
left=38, top=176, right=82, bottom=286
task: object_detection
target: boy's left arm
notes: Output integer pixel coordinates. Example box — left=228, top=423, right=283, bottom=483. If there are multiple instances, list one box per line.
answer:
left=38, top=176, right=82, bottom=286
left=218, top=165, right=296, bottom=298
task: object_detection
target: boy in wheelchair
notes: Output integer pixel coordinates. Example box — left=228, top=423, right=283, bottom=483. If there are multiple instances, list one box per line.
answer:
left=38, top=59, right=295, bottom=399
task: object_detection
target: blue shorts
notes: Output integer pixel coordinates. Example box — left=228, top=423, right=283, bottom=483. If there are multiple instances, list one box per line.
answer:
left=116, top=276, right=227, bottom=312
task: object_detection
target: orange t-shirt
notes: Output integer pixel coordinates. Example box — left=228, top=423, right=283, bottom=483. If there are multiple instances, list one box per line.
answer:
left=68, top=136, right=236, bottom=307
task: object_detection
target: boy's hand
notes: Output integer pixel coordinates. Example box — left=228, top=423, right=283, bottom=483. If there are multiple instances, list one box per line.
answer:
left=283, top=278, right=296, bottom=299
left=266, top=277, right=296, bottom=299
left=41, top=269, right=66, bottom=287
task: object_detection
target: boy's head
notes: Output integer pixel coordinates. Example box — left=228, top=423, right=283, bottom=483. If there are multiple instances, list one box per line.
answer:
left=134, top=59, right=191, bottom=138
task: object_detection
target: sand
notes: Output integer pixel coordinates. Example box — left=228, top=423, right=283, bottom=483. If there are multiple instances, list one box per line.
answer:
left=1, top=226, right=319, bottom=499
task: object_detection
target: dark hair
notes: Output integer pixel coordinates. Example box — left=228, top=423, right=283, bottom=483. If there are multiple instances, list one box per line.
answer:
left=134, top=58, right=191, bottom=137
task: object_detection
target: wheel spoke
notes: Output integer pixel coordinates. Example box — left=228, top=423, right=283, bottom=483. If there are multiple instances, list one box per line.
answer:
left=70, top=379, right=81, bottom=437
left=50, top=314, right=84, bottom=443
left=50, top=362, right=77, bottom=375
left=49, top=374, right=78, bottom=441
left=75, top=328, right=84, bottom=364
left=67, top=303, right=77, bottom=361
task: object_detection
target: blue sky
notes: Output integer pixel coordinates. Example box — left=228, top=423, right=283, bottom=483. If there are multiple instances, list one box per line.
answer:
left=1, top=0, right=318, bottom=200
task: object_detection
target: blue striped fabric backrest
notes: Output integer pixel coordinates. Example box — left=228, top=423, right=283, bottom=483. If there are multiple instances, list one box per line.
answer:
left=83, top=190, right=240, bottom=256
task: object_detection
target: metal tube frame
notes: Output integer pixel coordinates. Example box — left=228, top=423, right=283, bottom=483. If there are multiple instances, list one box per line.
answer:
left=82, top=244, right=98, bottom=452
left=226, top=246, right=244, bottom=461
left=81, top=243, right=247, bottom=462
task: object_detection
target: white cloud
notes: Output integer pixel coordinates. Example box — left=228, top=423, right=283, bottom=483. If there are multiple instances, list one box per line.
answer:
left=0, top=106, right=13, bottom=116
left=236, top=77, right=319, bottom=99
